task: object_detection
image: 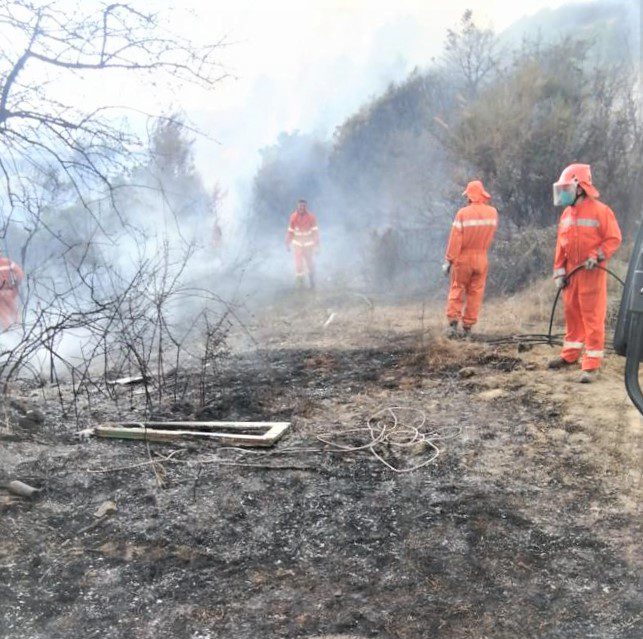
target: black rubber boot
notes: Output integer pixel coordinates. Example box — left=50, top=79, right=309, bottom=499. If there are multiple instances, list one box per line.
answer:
left=547, top=357, right=576, bottom=370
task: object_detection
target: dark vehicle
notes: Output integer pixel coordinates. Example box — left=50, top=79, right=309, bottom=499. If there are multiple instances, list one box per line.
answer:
left=614, top=220, right=643, bottom=414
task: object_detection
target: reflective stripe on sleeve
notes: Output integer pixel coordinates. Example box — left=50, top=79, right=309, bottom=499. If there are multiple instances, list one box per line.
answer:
left=452, top=221, right=463, bottom=229
left=563, top=341, right=584, bottom=349
left=585, top=350, right=604, bottom=358
left=292, top=240, right=316, bottom=247
left=461, top=219, right=497, bottom=228
left=553, top=268, right=566, bottom=277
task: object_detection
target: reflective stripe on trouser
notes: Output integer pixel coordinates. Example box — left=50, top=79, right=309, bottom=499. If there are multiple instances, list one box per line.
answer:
left=446, top=252, right=488, bottom=327
left=561, top=268, right=607, bottom=371
left=293, top=246, right=315, bottom=279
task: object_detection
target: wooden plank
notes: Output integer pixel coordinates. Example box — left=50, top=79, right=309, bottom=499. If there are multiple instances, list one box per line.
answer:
left=94, top=421, right=290, bottom=447
left=214, top=422, right=290, bottom=446
left=105, top=421, right=289, bottom=431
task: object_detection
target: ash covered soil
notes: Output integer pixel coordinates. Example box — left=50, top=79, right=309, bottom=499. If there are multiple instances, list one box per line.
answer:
left=1, top=296, right=641, bottom=639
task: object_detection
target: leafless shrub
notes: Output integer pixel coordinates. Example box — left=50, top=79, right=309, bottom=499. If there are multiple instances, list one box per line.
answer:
left=0, top=228, right=240, bottom=428
left=0, top=2, right=232, bottom=427
left=0, top=1, right=227, bottom=227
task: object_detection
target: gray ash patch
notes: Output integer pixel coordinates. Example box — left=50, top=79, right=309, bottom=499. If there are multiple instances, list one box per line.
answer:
left=0, top=343, right=640, bottom=639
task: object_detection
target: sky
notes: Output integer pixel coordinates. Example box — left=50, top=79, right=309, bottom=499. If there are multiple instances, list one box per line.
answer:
left=152, top=0, right=583, bottom=231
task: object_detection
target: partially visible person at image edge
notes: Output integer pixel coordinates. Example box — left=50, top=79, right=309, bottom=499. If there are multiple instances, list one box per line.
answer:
left=0, top=252, right=24, bottom=330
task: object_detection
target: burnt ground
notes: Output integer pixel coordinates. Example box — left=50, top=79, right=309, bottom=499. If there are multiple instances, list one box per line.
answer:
left=0, top=298, right=641, bottom=639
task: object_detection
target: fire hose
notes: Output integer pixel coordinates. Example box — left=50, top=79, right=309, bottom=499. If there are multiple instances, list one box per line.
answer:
left=546, top=263, right=625, bottom=346
left=472, top=264, right=625, bottom=348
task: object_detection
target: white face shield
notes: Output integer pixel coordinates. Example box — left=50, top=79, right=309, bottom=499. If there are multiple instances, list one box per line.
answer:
left=553, top=182, right=578, bottom=207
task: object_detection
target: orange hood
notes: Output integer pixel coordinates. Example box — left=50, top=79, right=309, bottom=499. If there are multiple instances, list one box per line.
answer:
left=462, top=180, right=491, bottom=204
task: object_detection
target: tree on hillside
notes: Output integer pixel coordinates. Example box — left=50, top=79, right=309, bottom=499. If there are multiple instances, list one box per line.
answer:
left=328, top=71, right=456, bottom=230
left=149, top=116, right=197, bottom=182
left=143, top=114, right=212, bottom=240
left=448, top=39, right=642, bottom=233
left=444, top=10, right=498, bottom=99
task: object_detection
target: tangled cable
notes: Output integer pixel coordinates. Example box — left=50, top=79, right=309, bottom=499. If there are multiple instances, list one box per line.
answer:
left=315, top=406, right=461, bottom=474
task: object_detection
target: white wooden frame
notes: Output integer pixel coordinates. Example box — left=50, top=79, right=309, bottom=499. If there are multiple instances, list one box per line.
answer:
left=94, top=421, right=290, bottom=447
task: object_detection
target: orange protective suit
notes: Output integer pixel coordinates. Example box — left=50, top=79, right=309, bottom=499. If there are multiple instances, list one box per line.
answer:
left=445, top=181, right=498, bottom=328
left=0, top=256, right=23, bottom=330
left=285, top=209, right=319, bottom=286
left=553, top=197, right=621, bottom=371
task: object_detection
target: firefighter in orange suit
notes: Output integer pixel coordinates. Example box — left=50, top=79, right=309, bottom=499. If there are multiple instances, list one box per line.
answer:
left=442, top=180, right=498, bottom=337
left=0, top=253, right=23, bottom=330
left=548, top=164, right=622, bottom=383
left=285, top=199, right=319, bottom=289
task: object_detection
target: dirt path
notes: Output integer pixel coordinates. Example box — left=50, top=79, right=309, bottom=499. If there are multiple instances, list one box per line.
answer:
left=1, top=293, right=641, bottom=638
